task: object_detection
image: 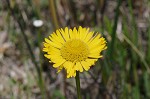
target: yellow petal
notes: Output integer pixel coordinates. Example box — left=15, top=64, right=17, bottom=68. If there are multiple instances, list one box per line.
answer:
left=88, top=54, right=102, bottom=58
left=60, top=27, right=70, bottom=41
left=75, top=62, right=83, bottom=72
left=44, top=54, right=51, bottom=58
left=71, top=27, right=78, bottom=39
left=56, top=30, right=65, bottom=43
left=68, top=67, right=75, bottom=78
left=80, top=28, right=89, bottom=40
left=90, top=44, right=107, bottom=54
left=84, top=32, right=94, bottom=43
left=53, top=59, right=66, bottom=68
left=69, top=29, right=74, bottom=39
left=69, top=27, right=77, bottom=39
left=81, top=61, right=90, bottom=71
left=73, top=72, right=76, bottom=77
left=89, top=37, right=107, bottom=50
left=86, top=59, right=97, bottom=66
left=44, top=38, right=61, bottom=49
left=78, top=26, right=83, bottom=39
left=87, top=33, right=100, bottom=45
left=49, top=34, right=63, bottom=47
left=63, top=61, right=74, bottom=73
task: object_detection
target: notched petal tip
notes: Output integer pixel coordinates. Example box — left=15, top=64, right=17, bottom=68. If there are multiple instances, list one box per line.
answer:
left=65, top=27, right=69, bottom=32
left=49, top=61, right=52, bottom=63
left=79, top=26, right=83, bottom=29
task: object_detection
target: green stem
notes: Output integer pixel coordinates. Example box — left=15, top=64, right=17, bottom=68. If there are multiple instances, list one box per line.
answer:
left=75, top=71, right=82, bottom=99
left=6, top=1, right=46, bottom=98
left=107, top=0, right=122, bottom=58
left=49, top=0, right=59, bottom=29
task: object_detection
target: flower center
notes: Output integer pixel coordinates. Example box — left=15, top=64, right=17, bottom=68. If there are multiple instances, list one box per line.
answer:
left=60, top=39, right=89, bottom=62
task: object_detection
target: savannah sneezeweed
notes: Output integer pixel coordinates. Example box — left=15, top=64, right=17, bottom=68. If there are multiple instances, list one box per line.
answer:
left=43, top=26, right=107, bottom=99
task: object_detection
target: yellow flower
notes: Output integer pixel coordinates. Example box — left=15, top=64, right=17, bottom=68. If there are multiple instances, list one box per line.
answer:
left=43, top=26, right=107, bottom=78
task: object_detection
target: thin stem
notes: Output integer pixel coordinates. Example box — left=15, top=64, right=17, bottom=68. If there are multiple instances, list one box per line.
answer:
left=107, top=0, right=122, bottom=58
left=123, top=34, right=150, bottom=73
left=6, top=0, right=41, bottom=79
left=49, top=0, right=59, bottom=29
left=6, top=1, right=46, bottom=98
left=75, top=71, right=82, bottom=99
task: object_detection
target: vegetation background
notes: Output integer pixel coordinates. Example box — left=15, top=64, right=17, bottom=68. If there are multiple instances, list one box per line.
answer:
left=0, top=0, right=150, bottom=99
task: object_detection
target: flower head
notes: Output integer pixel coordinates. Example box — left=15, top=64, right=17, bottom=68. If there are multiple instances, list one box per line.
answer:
left=43, top=26, right=107, bottom=78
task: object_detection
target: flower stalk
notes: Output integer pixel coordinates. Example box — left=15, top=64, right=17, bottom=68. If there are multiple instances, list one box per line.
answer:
left=75, top=71, right=82, bottom=99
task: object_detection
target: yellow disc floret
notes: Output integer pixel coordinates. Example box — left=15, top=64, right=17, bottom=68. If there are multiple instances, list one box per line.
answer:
left=60, top=39, right=89, bottom=62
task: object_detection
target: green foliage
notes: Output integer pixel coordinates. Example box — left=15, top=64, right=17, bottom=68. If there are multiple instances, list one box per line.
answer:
left=52, top=89, right=65, bottom=99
